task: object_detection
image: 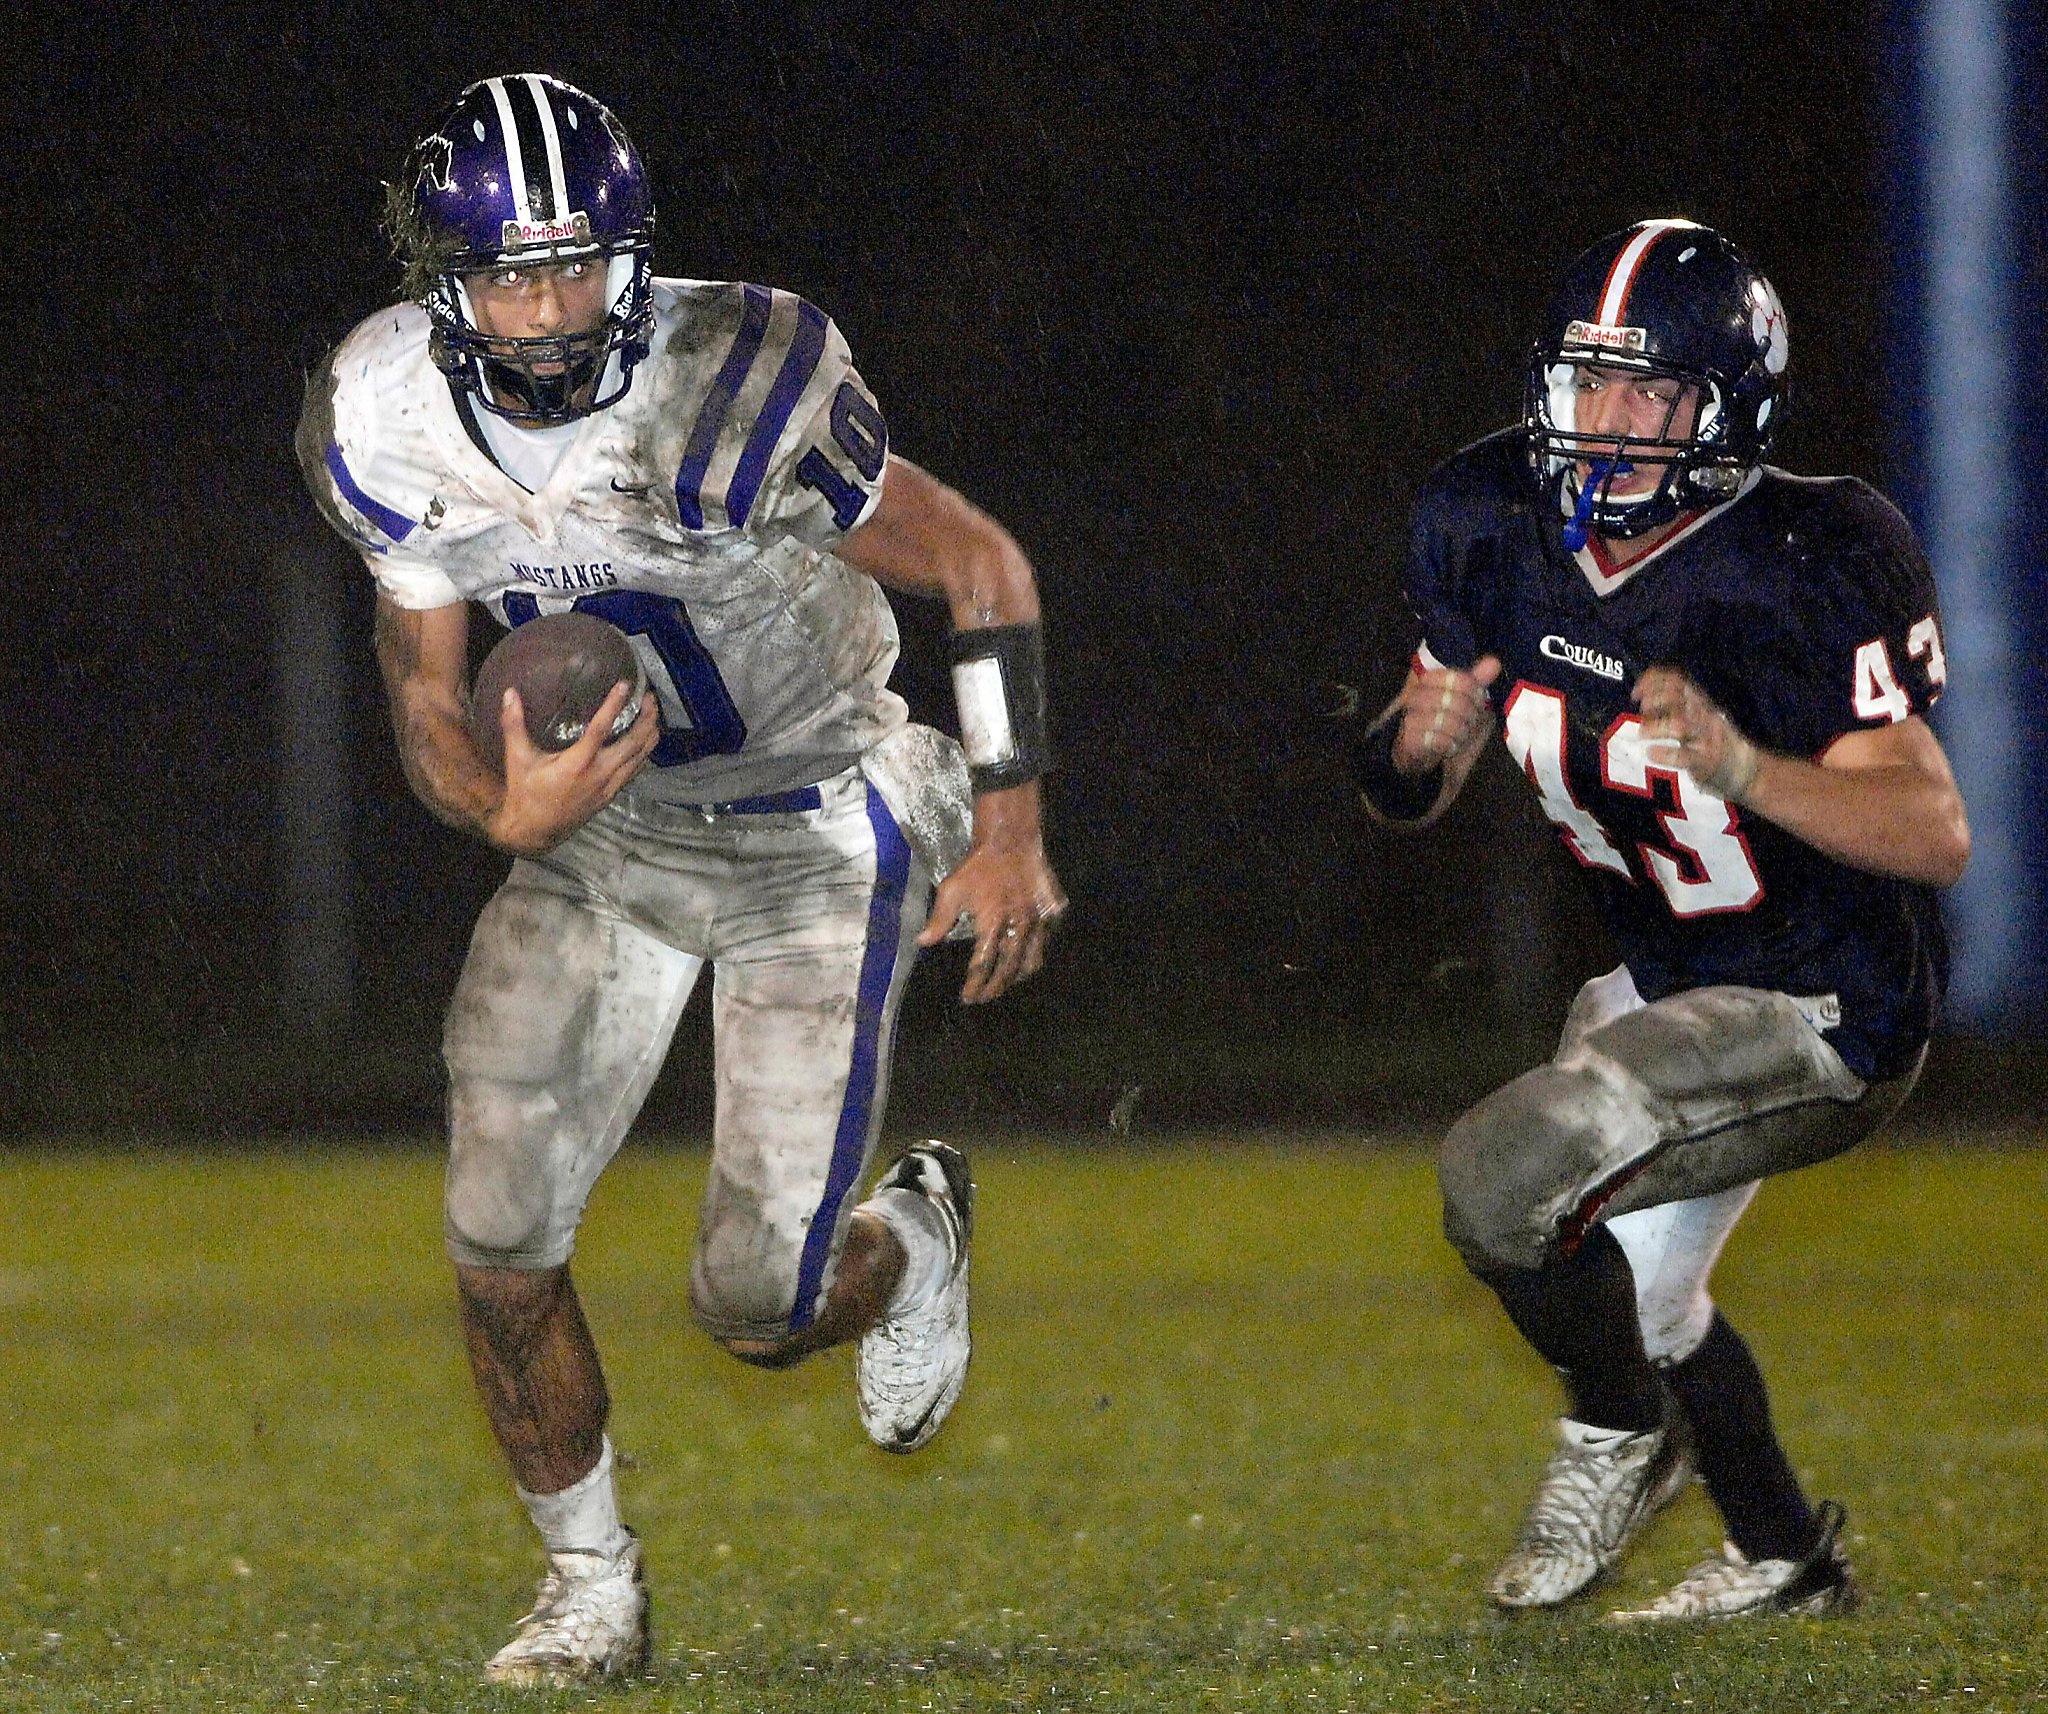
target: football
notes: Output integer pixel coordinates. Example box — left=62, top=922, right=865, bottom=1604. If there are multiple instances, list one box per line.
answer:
left=469, top=613, right=647, bottom=774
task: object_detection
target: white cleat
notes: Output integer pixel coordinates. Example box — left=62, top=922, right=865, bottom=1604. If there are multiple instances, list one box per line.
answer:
left=483, top=1534, right=650, bottom=1688
left=1607, top=1500, right=1859, bottom=1623
left=857, top=1141, right=974, bottom=1453
left=1487, top=1416, right=1694, bottom=1609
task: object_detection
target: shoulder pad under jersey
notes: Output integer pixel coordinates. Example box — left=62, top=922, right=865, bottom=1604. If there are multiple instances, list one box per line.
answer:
left=647, top=279, right=887, bottom=548
left=1402, top=428, right=1531, bottom=669
left=297, top=306, right=443, bottom=557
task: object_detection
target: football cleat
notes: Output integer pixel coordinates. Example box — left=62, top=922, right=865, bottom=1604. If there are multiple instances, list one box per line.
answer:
left=483, top=1533, right=650, bottom=1688
left=1606, top=1499, right=1859, bottom=1623
left=857, top=1141, right=974, bottom=1453
left=1487, top=1415, right=1694, bottom=1608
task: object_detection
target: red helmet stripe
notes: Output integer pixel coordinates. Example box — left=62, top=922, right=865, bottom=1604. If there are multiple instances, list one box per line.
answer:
left=1595, top=219, right=1696, bottom=326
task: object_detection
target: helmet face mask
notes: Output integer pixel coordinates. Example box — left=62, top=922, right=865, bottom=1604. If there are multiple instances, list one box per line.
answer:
left=387, top=73, right=656, bottom=427
left=1529, top=353, right=1742, bottom=537
left=1524, top=219, right=1788, bottom=542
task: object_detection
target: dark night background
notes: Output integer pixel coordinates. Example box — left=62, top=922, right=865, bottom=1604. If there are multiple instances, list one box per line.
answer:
left=6, top=4, right=2046, bottom=1138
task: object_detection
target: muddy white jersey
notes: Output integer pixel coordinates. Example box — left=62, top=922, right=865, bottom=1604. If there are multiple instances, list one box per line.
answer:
left=298, top=279, right=907, bottom=806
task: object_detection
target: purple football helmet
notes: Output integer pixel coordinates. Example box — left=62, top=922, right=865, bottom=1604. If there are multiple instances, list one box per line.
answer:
left=390, top=73, right=656, bottom=424
left=1524, top=219, right=1790, bottom=540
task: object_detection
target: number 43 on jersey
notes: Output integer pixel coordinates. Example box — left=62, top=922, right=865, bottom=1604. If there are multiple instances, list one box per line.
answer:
left=1499, top=615, right=1945, bottom=921
left=1502, top=684, right=1763, bottom=919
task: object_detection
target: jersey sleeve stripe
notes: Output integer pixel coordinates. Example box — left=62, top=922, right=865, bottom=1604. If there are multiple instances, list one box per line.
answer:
left=323, top=441, right=417, bottom=545
left=723, top=297, right=829, bottom=531
left=675, top=283, right=775, bottom=529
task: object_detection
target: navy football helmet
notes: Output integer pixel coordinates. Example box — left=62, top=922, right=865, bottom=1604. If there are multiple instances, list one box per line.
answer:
left=387, top=73, right=656, bottom=425
left=1524, top=219, right=1789, bottom=542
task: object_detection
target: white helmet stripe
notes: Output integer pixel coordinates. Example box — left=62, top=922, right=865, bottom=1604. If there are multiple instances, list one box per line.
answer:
left=483, top=77, right=532, bottom=226
left=1596, top=219, right=1694, bottom=325
left=520, top=73, right=572, bottom=222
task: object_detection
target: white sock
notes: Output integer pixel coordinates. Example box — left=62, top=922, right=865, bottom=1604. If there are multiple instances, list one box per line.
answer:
left=862, top=1186, right=953, bottom=1313
left=516, top=1436, right=632, bottom=1559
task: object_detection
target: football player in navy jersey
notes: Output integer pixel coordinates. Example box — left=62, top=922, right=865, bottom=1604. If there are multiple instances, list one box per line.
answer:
left=1351, top=219, right=1968, bottom=1620
left=298, top=76, right=1063, bottom=1685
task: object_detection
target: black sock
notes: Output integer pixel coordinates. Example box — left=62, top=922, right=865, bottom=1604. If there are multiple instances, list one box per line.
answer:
left=1663, top=1312, right=1818, bottom=1563
left=1480, top=1225, right=1666, bottom=1432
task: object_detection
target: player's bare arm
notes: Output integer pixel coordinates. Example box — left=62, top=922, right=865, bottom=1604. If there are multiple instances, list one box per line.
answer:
left=1634, top=664, right=1970, bottom=888
left=1357, top=655, right=1502, bottom=827
left=838, top=454, right=1067, bottom=1003
left=374, top=593, right=657, bottom=857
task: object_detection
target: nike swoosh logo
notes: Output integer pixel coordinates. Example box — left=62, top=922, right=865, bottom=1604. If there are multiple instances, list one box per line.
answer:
left=890, top=1403, right=941, bottom=1450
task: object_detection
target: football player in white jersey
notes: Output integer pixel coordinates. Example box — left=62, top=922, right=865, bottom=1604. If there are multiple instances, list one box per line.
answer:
left=297, top=73, right=1064, bottom=1687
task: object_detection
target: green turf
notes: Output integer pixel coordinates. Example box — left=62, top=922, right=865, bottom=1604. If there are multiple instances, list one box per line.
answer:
left=0, top=1137, right=2043, bottom=1711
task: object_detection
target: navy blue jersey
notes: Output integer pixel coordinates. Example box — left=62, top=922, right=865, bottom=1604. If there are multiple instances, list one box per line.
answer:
left=1406, top=429, right=1949, bottom=1081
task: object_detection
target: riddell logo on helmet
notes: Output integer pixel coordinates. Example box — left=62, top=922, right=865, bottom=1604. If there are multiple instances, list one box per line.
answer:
left=1564, top=320, right=1648, bottom=354
left=501, top=212, right=593, bottom=247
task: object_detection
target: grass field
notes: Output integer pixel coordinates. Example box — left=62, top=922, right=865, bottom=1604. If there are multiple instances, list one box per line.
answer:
left=0, top=1135, right=2043, bottom=1711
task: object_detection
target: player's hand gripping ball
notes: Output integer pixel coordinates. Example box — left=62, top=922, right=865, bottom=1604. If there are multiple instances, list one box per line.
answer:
left=469, top=613, right=647, bottom=775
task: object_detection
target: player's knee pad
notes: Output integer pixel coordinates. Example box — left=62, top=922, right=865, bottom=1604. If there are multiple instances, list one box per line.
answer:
left=688, top=1143, right=871, bottom=1343
left=1439, top=1078, right=1557, bottom=1274
left=1438, top=1058, right=1658, bottom=1274
left=442, top=1080, right=576, bottom=1268
left=687, top=1237, right=808, bottom=1346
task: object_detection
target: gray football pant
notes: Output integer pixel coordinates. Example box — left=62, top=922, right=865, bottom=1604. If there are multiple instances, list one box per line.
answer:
left=1440, top=967, right=1921, bottom=1359
left=440, top=767, right=930, bottom=1342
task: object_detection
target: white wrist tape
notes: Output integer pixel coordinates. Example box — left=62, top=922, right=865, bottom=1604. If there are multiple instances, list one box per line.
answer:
left=948, top=623, right=1049, bottom=790
left=952, top=657, right=1017, bottom=768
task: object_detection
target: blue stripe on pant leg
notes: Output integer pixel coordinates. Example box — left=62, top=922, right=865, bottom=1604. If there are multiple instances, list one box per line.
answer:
left=787, top=783, right=915, bottom=1330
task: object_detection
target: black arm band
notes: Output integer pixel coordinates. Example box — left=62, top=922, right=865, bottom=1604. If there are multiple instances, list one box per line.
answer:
left=950, top=621, right=1051, bottom=792
left=1351, top=715, right=1442, bottom=821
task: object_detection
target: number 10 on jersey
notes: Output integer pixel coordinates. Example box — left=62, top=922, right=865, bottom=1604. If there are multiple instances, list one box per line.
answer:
left=502, top=588, right=747, bottom=767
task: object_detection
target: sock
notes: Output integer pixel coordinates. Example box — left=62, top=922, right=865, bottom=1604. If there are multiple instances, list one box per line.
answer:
left=861, top=1184, right=952, bottom=1314
left=1663, top=1312, right=1818, bottom=1562
left=1481, top=1225, right=1667, bottom=1432
left=516, top=1435, right=632, bottom=1559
